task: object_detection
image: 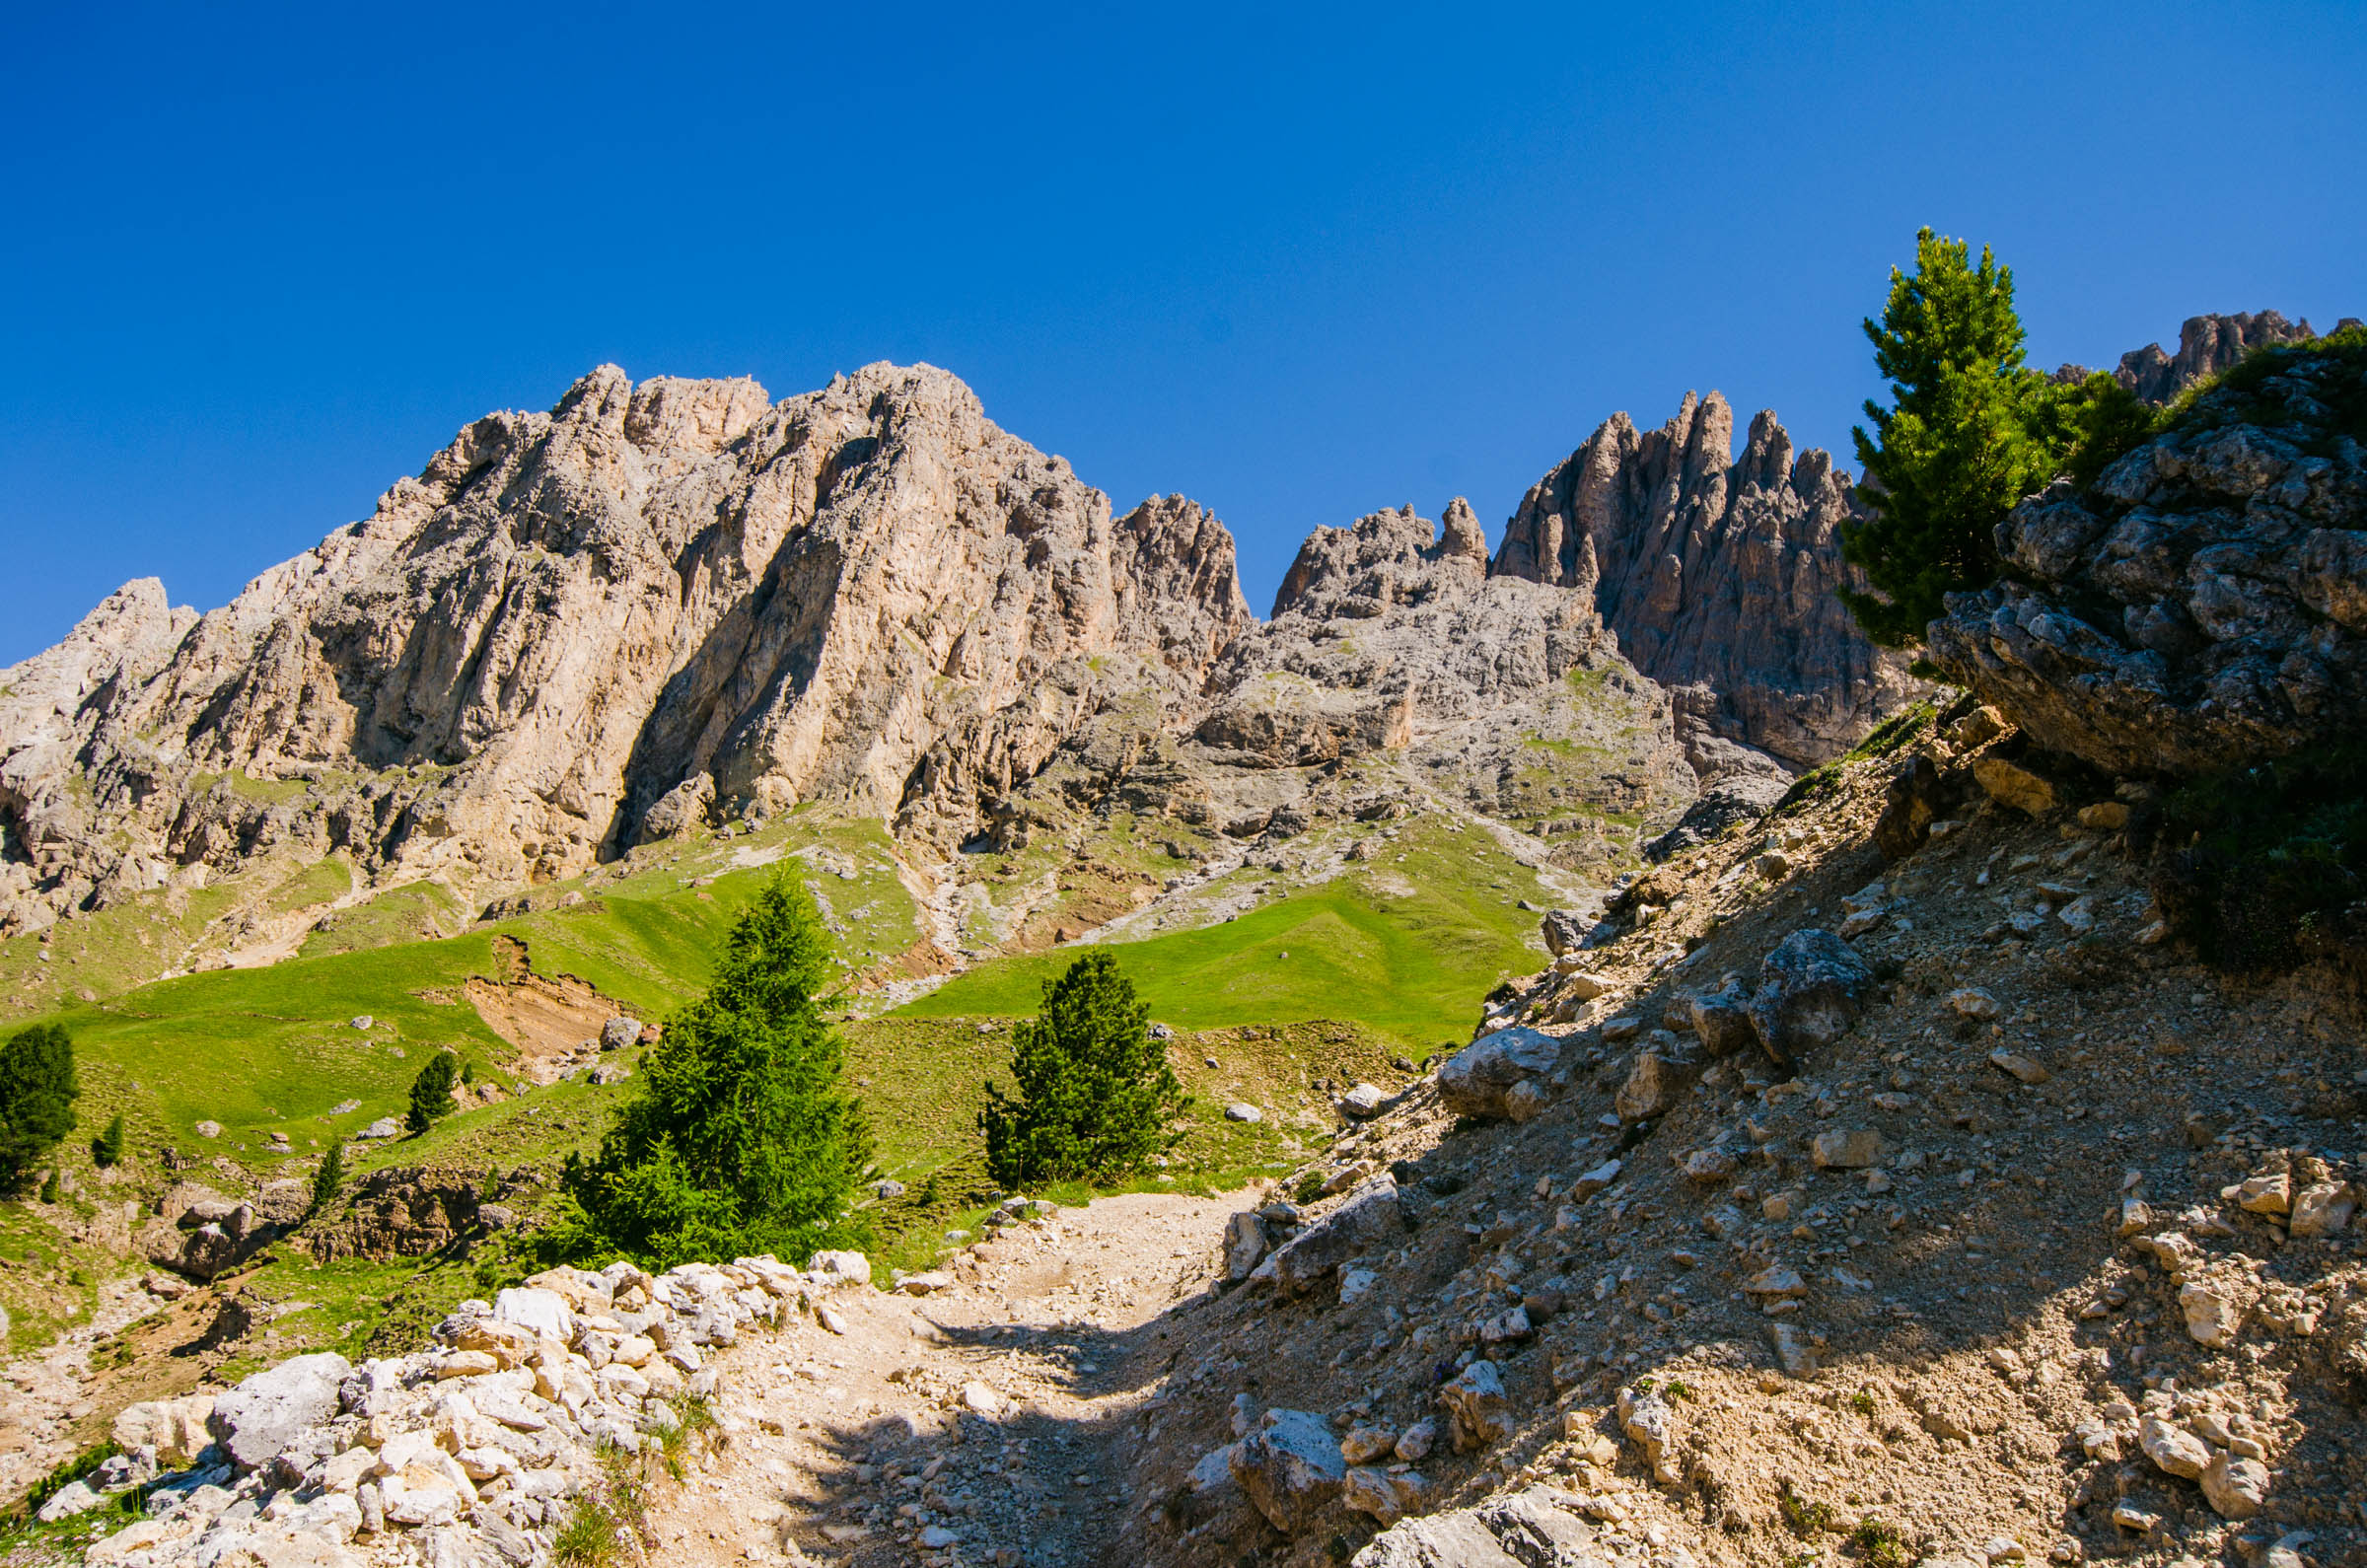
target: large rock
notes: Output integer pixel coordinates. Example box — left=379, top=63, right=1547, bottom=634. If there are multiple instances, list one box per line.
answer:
left=208, top=1352, right=352, bottom=1470
left=113, top=1392, right=217, bottom=1467
left=1492, top=391, right=1923, bottom=766
left=1439, top=1359, right=1517, bottom=1450
left=1928, top=330, right=2367, bottom=777
left=1746, top=929, right=1876, bottom=1064
left=1437, top=1029, right=1562, bottom=1120
left=1351, top=1487, right=1603, bottom=1568
left=1264, top=1178, right=1401, bottom=1296
left=1229, top=1409, right=1347, bottom=1532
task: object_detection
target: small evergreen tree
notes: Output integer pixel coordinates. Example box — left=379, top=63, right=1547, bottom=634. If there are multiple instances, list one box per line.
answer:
left=91, top=1112, right=125, bottom=1168
left=406, top=1051, right=459, bottom=1134
left=38, top=1167, right=61, bottom=1203
left=979, top=952, right=1187, bottom=1189
left=1843, top=228, right=2078, bottom=646
left=557, top=876, right=872, bottom=1268
left=309, top=1141, right=345, bottom=1219
left=0, top=1023, right=79, bottom=1191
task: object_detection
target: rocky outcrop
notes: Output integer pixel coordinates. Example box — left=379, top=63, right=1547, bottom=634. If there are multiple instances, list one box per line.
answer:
left=1492, top=392, right=1920, bottom=768
left=1928, top=337, right=2367, bottom=776
left=0, top=365, right=1251, bottom=932
left=2106, top=311, right=2358, bottom=405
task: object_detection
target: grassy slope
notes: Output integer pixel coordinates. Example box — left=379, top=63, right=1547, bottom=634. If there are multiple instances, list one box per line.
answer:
left=898, top=815, right=1548, bottom=1053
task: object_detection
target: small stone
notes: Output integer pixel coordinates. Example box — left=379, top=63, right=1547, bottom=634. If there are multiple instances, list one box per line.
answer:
left=2199, top=1451, right=2269, bottom=1519
left=1438, top=1360, right=1515, bottom=1449
left=1973, top=756, right=2057, bottom=816
left=1768, top=1321, right=1818, bottom=1377
left=1811, top=1129, right=1885, bottom=1170
left=2288, top=1181, right=2356, bottom=1238
left=961, top=1382, right=1006, bottom=1417
left=195, top=1119, right=222, bottom=1139
left=350, top=1015, right=373, bottom=1031
left=898, top=1271, right=956, bottom=1295
left=1393, top=1417, right=1437, bottom=1461
left=2179, top=1282, right=2243, bottom=1347
left=2138, top=1415, right=2211, bottom=1479
left=1339, top=1268, right=1380, bottom=1308
left=1988, top=1048, right=2051, bottom=1085
left=1339, top=1083, right=1387, bottom=1118
left=1223, top=1103, right=1263, bottom=1123
left=2077, top=802, right=2129, bottom=830
left=918, top=1525, right=959, bottom=1548
left=1570, top=1159, right=1622, bottom=1198
left=1339, top=1426, right=1397, bottom=1464
left=1744, top=1266, right=1808, bottom=1299
left=1230, top=1409, right=1346, bottom=1532
left=1947, top=987, right=2002, bottom=1021
left=2229, top=1169, right=2292, bottom=1214
left=1683, top=1148, right=1739, bottom=1184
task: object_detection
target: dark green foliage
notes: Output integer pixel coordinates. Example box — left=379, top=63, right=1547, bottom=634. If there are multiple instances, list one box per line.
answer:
left=556, top=876, right=872, bottom=1269
left=1840, top=230, right=2147, bottom=645
left=406, top=1051, right=459, bottom=1134
left=0, top=1023, right=79, bottom=1191
left=309, top=1141, right=344, bottom=1219
left=37, top=1168, right=60, bottom=1203
left=2154, top=740, right=2367, bottom=973
left=979, top=952, right=1187, bottom=1188
left=91, top=1111, right=125, bottom=1169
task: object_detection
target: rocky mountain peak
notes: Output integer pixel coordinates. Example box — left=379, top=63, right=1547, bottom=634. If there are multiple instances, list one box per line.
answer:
left=2107, top=310, right=2361, bottom=404
left=1492, top=390, right=1919, bottom=769
left=1269, top=501, right=1490, bottom=620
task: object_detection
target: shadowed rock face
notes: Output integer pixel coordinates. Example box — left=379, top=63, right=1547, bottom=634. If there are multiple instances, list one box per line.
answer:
left=1928, top=344, right=2367, bottom=777
left=0, top=364, right=1252, bottom=928
left=1490, top=392, right=1921, bottom=769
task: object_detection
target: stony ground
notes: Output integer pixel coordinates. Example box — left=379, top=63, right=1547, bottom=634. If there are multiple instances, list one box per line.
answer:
left=650, top=1190, right=1245, bottom=1567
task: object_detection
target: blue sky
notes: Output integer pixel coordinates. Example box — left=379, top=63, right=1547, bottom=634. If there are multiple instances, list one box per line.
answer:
left=3, top=2, right=2361, bottom=663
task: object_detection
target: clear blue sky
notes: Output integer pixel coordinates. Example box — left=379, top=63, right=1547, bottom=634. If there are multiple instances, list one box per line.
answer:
left=3, top=2, right=2361, bottom=663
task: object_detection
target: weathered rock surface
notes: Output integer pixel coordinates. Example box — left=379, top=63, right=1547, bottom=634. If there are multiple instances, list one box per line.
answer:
left=1492, top=392, right=1921, bottom=766
left=206, top=1352, right=351, bottom=1469
left=1928, top=335, right=2367, bottom=776
left=2103, top=311, right=2351, bottom=404
left=0, top=365, right=1253, bottom=932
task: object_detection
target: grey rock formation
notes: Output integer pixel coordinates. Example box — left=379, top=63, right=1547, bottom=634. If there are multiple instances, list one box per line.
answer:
left=206, top=1351, right=352, bottom=1469
left=1928, top=343, right=2367, bottom=776
left=1747, top=928, right=1876, bottom=1064
left=0, top=365, right=1249, bottom=932
left=1492, top=392, right=1921, bottom=767
left=2105, top=311, right=2357, bottom=405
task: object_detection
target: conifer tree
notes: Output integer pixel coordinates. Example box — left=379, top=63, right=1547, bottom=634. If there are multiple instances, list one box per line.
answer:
left=980, top=952, right=1186, bottom=1188
left=91, top=1111, right=125, bottom=1168
left=0, top=1023, right=79, bottom=1191
left=558, top=876, right=872, bottom=1268
left=310, top=1141, right=345, bottom=1219
left=406, top=1051, right=459, bottom=1134
left=1844, top=229, right=2076, bottom=645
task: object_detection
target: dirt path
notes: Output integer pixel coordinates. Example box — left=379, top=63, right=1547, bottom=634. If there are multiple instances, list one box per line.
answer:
left=649, top=1188, right=1251, bottom=1567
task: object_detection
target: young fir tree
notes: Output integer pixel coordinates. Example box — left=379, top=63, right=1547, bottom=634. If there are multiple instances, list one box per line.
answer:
left=38, top=1167, right=60, bottom=1203
left=1843, top=228, right=2093, bottom=646
left=309, top=1141, right=345, bottom=1219
left=558, top=876, right=872, bottom=1269
left=979, top=952, right=1187, bottom=1189
left=91, top=1112, right=126, bottom=1168
left=0, top=1023, right=79, bottom=1191
left=406, top=1051, right=460, bottom=1134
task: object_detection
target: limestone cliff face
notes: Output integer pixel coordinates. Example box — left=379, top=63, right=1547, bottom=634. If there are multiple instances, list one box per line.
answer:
left=1491, top=392, right=1920, bottom=768
left=2106, top=310, right=2359, bottom=404
left=0, top=364, right=1251, bottom=929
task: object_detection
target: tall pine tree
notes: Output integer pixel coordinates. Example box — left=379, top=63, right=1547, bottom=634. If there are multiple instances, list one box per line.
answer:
left=558, top=876, right=872, bottom=1268
left=0, top=1023, right=78, bottom=1191
left=1843, top=228, right=2080, bottom=645
left=980, top=952, right=1186, bottom=1189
